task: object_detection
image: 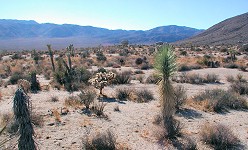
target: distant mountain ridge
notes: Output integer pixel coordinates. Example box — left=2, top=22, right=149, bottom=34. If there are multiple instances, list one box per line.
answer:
left=175, top=12, right=248, bottom=45
left=0, top=19, right=203, bottom=50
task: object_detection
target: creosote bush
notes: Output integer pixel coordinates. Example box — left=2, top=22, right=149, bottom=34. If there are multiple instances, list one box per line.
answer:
left=78, top=89, right=96, bottom=109
left=201, top=123, right=240, bottom=150
left=135, top=89, right=154, bottom=103
left=83, top=130, right=116, bottom=150
left=174, top=85, right=187, bottom=110
left=115, top=88, right=131, bottom=101
left=193, top=89, right=248, bottom=112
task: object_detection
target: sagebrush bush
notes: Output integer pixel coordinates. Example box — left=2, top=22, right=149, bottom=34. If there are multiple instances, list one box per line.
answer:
left=115, top=88, right=131, bottom=101
left=201, top=123, right=240, bottom=150
left=135, top=89, right=154, bottom=103
left=78, top=89, right=96, bottom=109
left=174, top=85, right=187, bottom=110
left=230, top=81, right=248, bottom=95
left=193, top=89, right=248, bottom=112
left=50, top=96, right=59, bottom=102
left=64, top=96, right=82, bottom=107
left=9, top=72, right=29, bottom=85
left=83, top=130, right=116, bottom=150
left=113, top=71, right=131, bottom=84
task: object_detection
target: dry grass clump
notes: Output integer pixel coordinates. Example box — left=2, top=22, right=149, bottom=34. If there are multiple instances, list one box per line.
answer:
left=174, top=85, right=187, bottom=110
left=113, top=71, right=132, bottom=84
left=50, top=96, right=59, bottom=102
left=83, top=130, right=116, bottom=150
left=115, top=88, right=132, bottom=101
left=78, top=89, right=96, bottom=109
left=200, top=123, right=240, bottom=150
left=135, top=89, right=154, bottom=103
left=64, top=96, right=82, bottom=108
left=173, top=73, right=219, bottom=84
left=193, top=89, right=248, bottom=112
left=31, top=112, right=44, bottom=127
left=91, top=100, right=107, bottom=117
left=230, top=82, right=248, bottom=95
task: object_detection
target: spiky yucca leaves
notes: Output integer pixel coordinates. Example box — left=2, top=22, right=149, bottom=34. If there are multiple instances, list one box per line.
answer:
left=13, top=88, right=36, bottom=150
left=154, top=45, right=178, bottom=138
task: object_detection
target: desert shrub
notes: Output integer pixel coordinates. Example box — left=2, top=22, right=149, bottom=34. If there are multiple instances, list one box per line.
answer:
left=145, top=74, right=161, bottom=84
left=31, top=113, right=44, bottom=127
left=182, top=137, right=197, bottom=150
left=224, top=63, right=239, bottom=69
left=230, top=81, right=248, bottom=95
left=140, top=63, right=150, bottom=70
left=115, top=88, right=131, bottom=101
left=97, top=67, right=107, bottom=73
left=135, top=89, right=154, bottom=103
left=9, top=72, right=29, bottom=85
left=193, top=89, right=248, bottom=112
left=190, top=64, right=202, bottom=70
left=91, top=100, right=107, bottom=117
left=78, top=89, right=96, bottom=109
left=96, top=51, right=107, bottom=62
left=134, top=70, right=144, bottom=74
left=226, top=75, right=235, bottom=82
left=50, top=96, right=59, bottom=102
left=200, top=123, right=240, bottom=150
left=186, top=74, right=205, bottom=84
left=83, top=130, right=116, bottom=150
left=178, top=64, right=191, bottom=71
left=204, top=73, right=220, bottom=83
left=114, top=71, right=131, bottom=84
left=180, top=51, right=187, bottom=56
left=64, top=96, right=81, bottom=107
left=174, top=85, right=187, bottom=110
left=135, top=57, right=143, bottom=65
left=158, top=118, right=182, bottom=139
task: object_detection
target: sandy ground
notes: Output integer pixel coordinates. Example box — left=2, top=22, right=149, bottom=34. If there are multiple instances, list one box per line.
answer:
left=0, top=68, right=247, bottom=150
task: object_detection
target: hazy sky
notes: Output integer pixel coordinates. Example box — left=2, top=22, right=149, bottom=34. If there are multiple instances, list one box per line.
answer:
left=1, top=0, right=247, bottom=30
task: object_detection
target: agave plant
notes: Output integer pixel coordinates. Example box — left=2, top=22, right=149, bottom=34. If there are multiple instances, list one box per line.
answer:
left=154, top=45, right=178, bottom=137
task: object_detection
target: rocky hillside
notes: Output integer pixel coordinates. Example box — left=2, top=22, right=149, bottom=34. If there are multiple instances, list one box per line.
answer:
left=175, top=12, right=248, bottom=46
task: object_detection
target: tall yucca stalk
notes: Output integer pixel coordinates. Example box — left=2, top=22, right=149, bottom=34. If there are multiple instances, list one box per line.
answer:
left=47, top=44, right=55, bottom=72
left=155, top=45, right=177, bottom=136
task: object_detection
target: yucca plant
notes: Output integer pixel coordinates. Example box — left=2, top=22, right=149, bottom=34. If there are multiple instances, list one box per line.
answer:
left=47, top=44, right=55, bottom=72
left=154, top=45, right=179, bottom=138
left=13, top=88, right=36, bottom=150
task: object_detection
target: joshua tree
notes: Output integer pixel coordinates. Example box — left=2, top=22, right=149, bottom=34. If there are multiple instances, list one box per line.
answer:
left=13, top=88, right=36, bottom=150
left=154, top=45, right=178, bottom=138
left=47, top=44, right=55, bottom=72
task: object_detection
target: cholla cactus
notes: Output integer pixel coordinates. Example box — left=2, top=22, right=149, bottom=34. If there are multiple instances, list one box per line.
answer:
left=89, top=72, right=116, bottom=95
left=17, top=79, right=31, bottom=94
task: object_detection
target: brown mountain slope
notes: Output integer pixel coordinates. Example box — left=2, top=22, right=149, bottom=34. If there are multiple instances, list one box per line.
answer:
left=175, top=12, right=248, bottom=46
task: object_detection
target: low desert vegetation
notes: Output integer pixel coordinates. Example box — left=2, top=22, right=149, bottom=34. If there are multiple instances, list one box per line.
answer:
left=193, top=89, right=248, bottom=112
left=200, top=123, right=240, bottom=150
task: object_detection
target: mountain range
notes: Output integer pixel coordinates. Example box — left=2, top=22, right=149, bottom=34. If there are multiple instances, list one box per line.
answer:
left=175, top=12, right=248, bottom=46
left=0, top=19, right=203, bottom=50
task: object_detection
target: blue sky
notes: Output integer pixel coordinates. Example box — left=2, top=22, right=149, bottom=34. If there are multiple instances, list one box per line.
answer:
left=1, top=0, right=247, bottom=30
